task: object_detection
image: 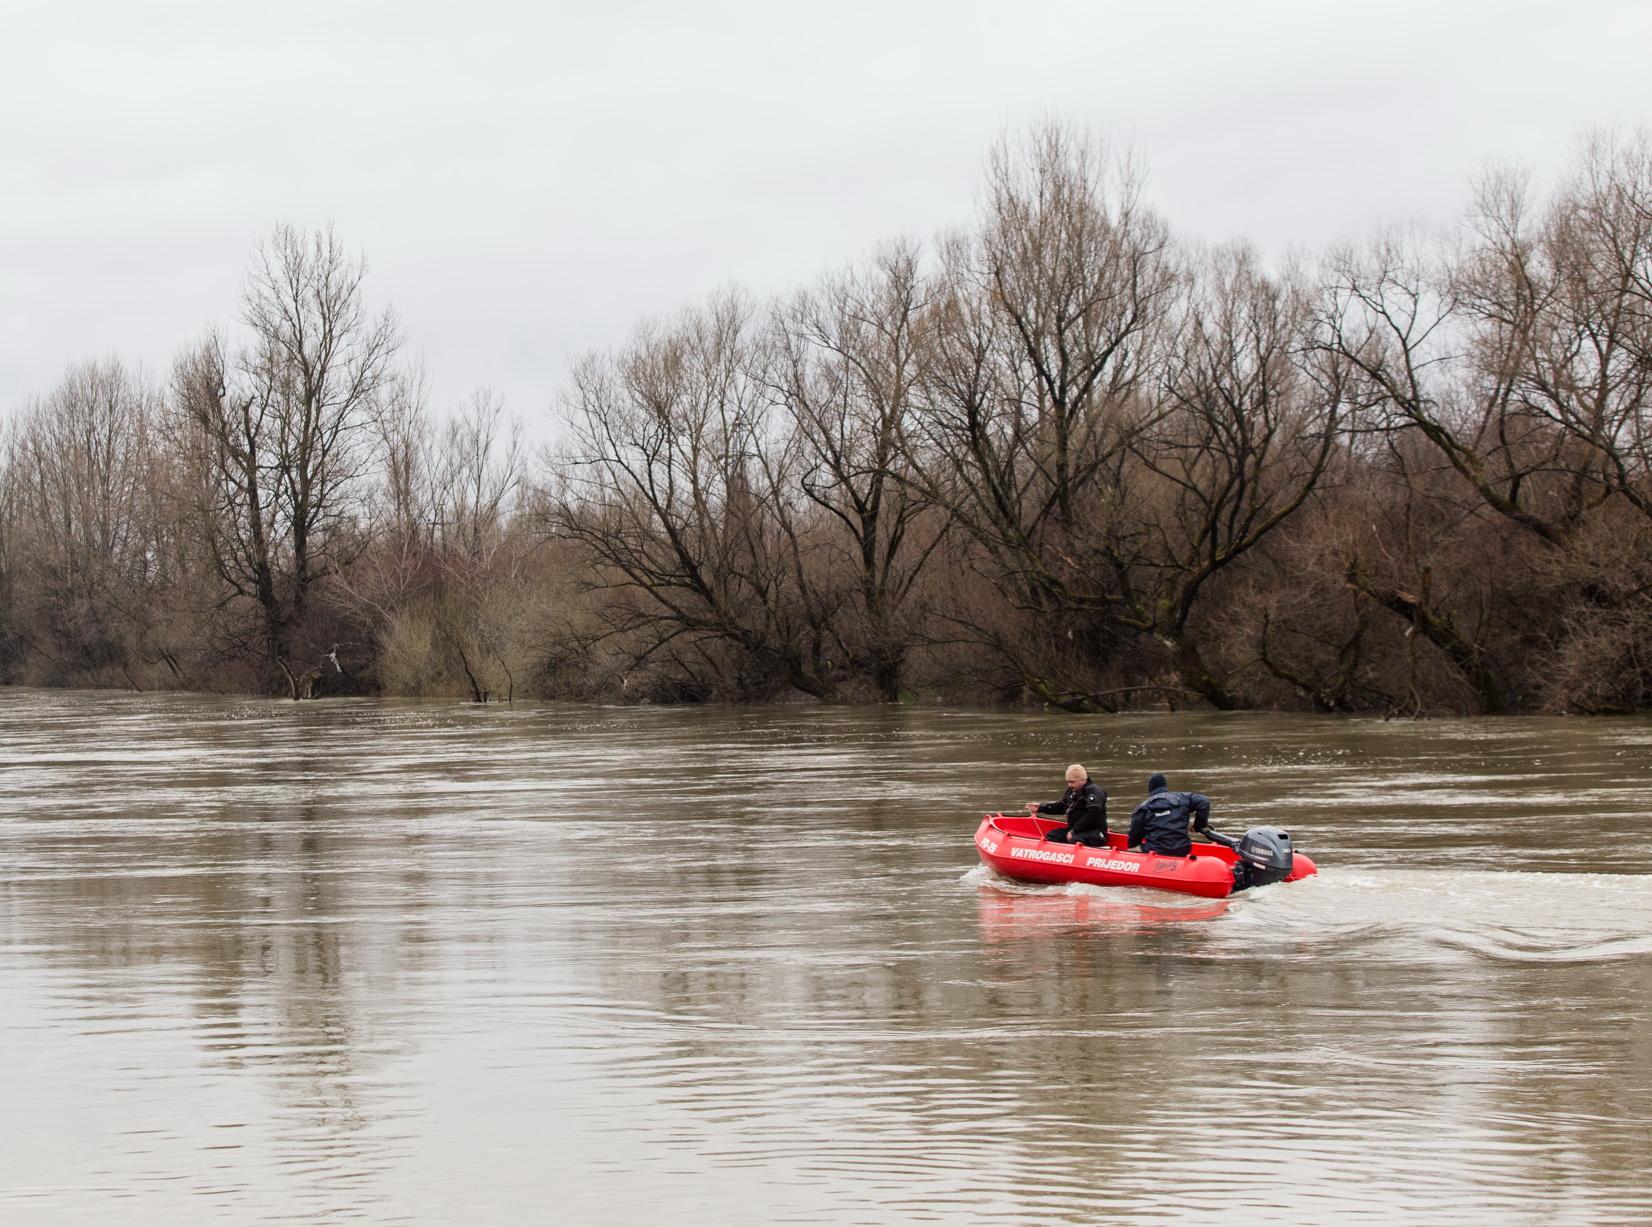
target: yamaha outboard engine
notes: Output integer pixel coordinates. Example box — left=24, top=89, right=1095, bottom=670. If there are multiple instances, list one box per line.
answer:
left=1232, top=826, right=1294, bottom=890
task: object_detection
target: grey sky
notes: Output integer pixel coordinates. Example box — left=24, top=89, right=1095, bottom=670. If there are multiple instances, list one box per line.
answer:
left=4, top=0, right=1649, bottom=434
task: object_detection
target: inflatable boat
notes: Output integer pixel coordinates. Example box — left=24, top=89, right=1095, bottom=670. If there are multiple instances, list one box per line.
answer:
left=974, top=812, right=1317, bottom=898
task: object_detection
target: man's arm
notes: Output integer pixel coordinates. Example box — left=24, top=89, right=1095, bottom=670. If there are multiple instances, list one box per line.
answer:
left=1190, top=793, right=1211, bottom=832
left=1126, top=804, right=1146, bottom=849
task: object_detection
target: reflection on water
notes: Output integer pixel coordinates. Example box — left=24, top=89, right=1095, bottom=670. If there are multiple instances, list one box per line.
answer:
left=2, top=689, right=1651, bottom=1223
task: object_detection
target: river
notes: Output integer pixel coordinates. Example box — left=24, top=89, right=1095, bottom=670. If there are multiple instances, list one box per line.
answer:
left=1, top=688, right=1650, bottom=1223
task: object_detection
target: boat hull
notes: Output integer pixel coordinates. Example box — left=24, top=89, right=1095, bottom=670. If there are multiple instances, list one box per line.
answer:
left=974, top=813, right=1317, bottom=898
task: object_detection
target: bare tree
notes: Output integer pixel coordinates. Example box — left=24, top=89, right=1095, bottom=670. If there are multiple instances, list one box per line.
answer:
left=1309, top=133, right=1652, bottom=712
left=1312, top=231, right=1535, bottom=711
left=432, top=389, right=525, bottom=558
left=548, top=294, right=850, bottom=700
left=1, top=359, right=166, bottom=684
left=909, top=125, right=1178, bottom=703
left=1460, top=134, right=1652, bottom=524
left=1316, top=228, right=1575, bottom=544
left=767, top=242, right=944, bottom=699
left=349, top=368, right=440, bottom=620
left=326, top=378, right=535, bottom=700
left=1120, top=247, right=1341, bottom=706
left=10, top=125, right=1652, bottom=715
left=170, top=226, right=400, bottom=695
left=426, top=390, right=529, bottom=701
left=0, top=421, right=16, bottom=676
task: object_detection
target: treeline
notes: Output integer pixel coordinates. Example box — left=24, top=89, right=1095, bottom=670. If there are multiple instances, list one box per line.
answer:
left=3, top=126, right=1651, bottom=713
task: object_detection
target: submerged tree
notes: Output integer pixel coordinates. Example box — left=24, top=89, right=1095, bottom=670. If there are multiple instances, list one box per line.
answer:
left=767, top=242, right=945, bottom=700
left=1118, top=247, right=1341, bottom=707
left=169, top=226, right=401, bottom=696
left=7, top=123, right=1652, bottom=715
left=1306, top=131, right=1652, bottom=712
left=909, top=125, right=1177, bottom=705
left=547, top=294, right=845, bottom=699
left=0, top=359, right=167, bottom=685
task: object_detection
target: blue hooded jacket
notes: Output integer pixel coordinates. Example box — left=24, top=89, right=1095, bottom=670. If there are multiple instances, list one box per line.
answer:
left=1126, top=773, right=1210, bottom=856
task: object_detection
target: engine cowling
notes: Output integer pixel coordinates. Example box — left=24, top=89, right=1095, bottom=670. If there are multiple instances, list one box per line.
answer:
left=1233, top=826, right=1294, bottom=890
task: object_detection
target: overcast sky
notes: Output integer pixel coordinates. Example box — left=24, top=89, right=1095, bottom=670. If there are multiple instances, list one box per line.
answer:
left=4, top=0, right=1650, bottom=434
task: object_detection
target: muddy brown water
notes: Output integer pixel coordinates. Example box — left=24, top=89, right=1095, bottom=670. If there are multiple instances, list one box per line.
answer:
left=2, top=688, right=1650, bottom=1223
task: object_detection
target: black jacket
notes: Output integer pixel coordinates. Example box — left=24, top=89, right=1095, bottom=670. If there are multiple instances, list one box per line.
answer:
left=1126, top=789, right=1211, bottom=857
left=1037, top=780, right=1108, bottom=840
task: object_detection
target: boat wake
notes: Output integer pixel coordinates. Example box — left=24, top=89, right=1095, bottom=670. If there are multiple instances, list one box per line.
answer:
left=966, top=863, right=1652, bottom=963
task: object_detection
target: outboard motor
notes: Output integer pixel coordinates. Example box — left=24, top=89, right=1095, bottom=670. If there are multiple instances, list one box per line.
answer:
left=1232, top=826, right=1294, bottom=890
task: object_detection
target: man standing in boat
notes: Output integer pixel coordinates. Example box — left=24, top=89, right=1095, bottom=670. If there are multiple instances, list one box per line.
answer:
left=1027, top=764, right=1108, bottom=846
left=1126, top=773, right=1211, bottom=857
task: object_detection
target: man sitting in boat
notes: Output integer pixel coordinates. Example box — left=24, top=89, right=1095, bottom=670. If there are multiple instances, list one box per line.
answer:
left=1125, top=773, right=1211, bottom=857
left=1026, top=763, right=1108, bottom=846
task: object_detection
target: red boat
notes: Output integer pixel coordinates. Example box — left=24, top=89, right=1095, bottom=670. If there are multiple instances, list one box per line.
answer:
left=974, top=812, right=1318, bottom=899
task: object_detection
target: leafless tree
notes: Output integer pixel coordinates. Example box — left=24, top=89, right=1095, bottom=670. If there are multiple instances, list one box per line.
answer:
left=1120, top=246, right=1341, bottom=706
left=170, top=226, right=400, bottom=695
left=908, top=125, right=1178, bottom=703
left=1317, top=228, right=1570, bottom=542
left=0, top=359, right=169, bottom=684
left=1311, top=232, right=1533, bottom=710
left=9, top=125, right=1652, bottom=715
left=335, top=381, right=535, bottom=701
left=432, top=389, right=525, bottom=558
left=548, top=294, right=854, bottom=699
left=1460, top=135, right=1652, bottom=524
left=767, top=242, right=944, bottom=699
left=426, top=390, right=530, bottom=701
left=1307, top=132, right=1652, bottom=711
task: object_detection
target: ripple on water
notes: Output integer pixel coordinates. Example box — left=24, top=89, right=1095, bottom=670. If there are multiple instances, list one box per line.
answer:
left=4, top=689, right=1652, bottom=1223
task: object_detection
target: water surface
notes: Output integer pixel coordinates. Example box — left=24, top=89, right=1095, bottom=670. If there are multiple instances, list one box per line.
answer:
left=2, top=689, right=1650, bottom=1223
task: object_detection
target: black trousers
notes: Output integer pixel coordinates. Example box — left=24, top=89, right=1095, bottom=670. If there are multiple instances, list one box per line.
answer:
left=1045, top=826, right=1105, bottom=847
